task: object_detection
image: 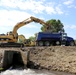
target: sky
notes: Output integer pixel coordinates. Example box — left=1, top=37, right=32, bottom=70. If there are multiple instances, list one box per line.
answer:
left=0, top=0, right=76, bottom=39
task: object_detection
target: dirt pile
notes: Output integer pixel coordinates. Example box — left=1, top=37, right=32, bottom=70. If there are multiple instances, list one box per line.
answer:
left=0, top=46, right=76, bottom=74
left=28, top=46, right=76, bottom=73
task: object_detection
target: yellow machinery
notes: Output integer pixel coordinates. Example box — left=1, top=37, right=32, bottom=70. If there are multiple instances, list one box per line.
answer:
left=18, top=35, right=25, bottom=43
left=24, top=38, right=36, bottom=47
left=0, top=16, right=48, bottom=47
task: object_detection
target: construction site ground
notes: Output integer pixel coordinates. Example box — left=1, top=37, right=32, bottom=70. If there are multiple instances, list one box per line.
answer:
left=0, top=46, right=76, bottom=74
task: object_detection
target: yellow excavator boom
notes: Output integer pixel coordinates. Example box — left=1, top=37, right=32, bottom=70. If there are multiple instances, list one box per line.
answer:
left=13, top=16, right=47, bottom=36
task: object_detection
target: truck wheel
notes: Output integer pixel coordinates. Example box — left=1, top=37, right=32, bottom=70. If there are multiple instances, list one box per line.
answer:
left=38, top=41, right=44, bottom=46
left=56, top=41, right=60, bottom=45
left=45, top=41, right=50, bottom=46
left=70, top=41, right=75, bottom=46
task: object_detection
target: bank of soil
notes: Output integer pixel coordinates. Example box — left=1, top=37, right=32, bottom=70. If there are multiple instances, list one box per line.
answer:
left=0, top=46, right=76, bottom=74
left=27, top=46, right=76, bottom=73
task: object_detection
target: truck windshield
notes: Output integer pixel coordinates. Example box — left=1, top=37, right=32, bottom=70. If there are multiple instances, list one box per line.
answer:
left=62, top=33, right=67, bottom=40
left=63, top=33, right=67, bottom=37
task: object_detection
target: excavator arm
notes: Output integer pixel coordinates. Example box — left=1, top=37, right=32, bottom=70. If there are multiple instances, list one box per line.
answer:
left=12, top=16, right=47, bottom=38
left=30, top=16, right=46, bottom=25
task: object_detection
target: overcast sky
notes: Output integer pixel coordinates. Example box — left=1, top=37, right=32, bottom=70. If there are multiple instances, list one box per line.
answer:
left=0, top=0, right=76, bottom=39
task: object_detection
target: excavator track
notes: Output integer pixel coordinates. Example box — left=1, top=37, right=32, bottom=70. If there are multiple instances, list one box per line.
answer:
left=0, top=42, right=24, bottom=47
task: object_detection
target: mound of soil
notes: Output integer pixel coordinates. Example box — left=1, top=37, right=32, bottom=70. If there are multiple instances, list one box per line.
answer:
left=27, top=46, right=76, bottom=73
left=0, top=46, right=76, bottom=74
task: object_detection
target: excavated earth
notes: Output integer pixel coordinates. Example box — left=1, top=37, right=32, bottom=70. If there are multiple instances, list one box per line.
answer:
left=0, top=46, right=76, bottom=74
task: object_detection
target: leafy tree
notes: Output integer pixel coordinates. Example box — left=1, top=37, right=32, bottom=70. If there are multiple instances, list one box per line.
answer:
left=28, top=33, right=38, bottom=41
left=29, top=36, right=35, bottom=41
left=41, top=19, right=64, bottom=33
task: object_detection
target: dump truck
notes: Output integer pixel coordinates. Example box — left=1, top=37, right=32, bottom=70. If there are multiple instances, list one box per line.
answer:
left=36, top=32, right=75, bottom=46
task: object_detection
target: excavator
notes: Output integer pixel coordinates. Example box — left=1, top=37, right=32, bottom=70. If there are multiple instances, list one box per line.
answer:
left=0, top=16, right=48, bottom=47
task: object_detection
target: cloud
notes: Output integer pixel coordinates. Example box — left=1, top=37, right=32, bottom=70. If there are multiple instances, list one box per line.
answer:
left=0, top=9, right=36, bottom=34
left=63, top=0, right=74, bottom=5
left=55, top=4, right=63, bottom=14
left=45, top=6, right=56, bottom=14
left=0, top=9, right=31, bottom=27
left=0, top=26, right=12, bottom=33
left=70, top=25, right=76, bottom=29
left=63, top=0, right=76, bottom=8
left=64, top=25, right=76, bottom=29
left=0, top=0, right=64, bottom=15
left=0, top=0, right=19, bottom=8
left=0, top=9, right=42, bottom=35
left=64, top=24, right=76, bottom=39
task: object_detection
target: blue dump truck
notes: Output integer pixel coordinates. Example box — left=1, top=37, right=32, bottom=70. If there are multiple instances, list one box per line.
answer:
left=36, top=32, right=75, bottom=46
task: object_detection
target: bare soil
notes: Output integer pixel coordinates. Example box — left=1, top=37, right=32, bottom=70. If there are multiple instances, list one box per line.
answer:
left=27, top=46, right=76, bottom=74
left=0, top=46, right=76, bottom=74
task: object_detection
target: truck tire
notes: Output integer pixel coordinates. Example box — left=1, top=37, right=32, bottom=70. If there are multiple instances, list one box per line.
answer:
left=69, top=41, right=75, bottom=46
left=38, top=41, right=44, bottom=46
left=56, top=41, right=60, bottom=45
left=45, top=41, right=50, bottom=46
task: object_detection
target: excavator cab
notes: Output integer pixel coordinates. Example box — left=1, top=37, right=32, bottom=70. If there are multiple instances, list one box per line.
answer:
left=7, top=31, right=13, bottom=35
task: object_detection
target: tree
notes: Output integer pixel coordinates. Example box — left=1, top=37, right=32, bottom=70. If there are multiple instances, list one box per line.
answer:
left=41, top=19, right=64, bottom=33
left=29, top=33, right=37, bottom=41
left=29, top=36, right=35, bottom=41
